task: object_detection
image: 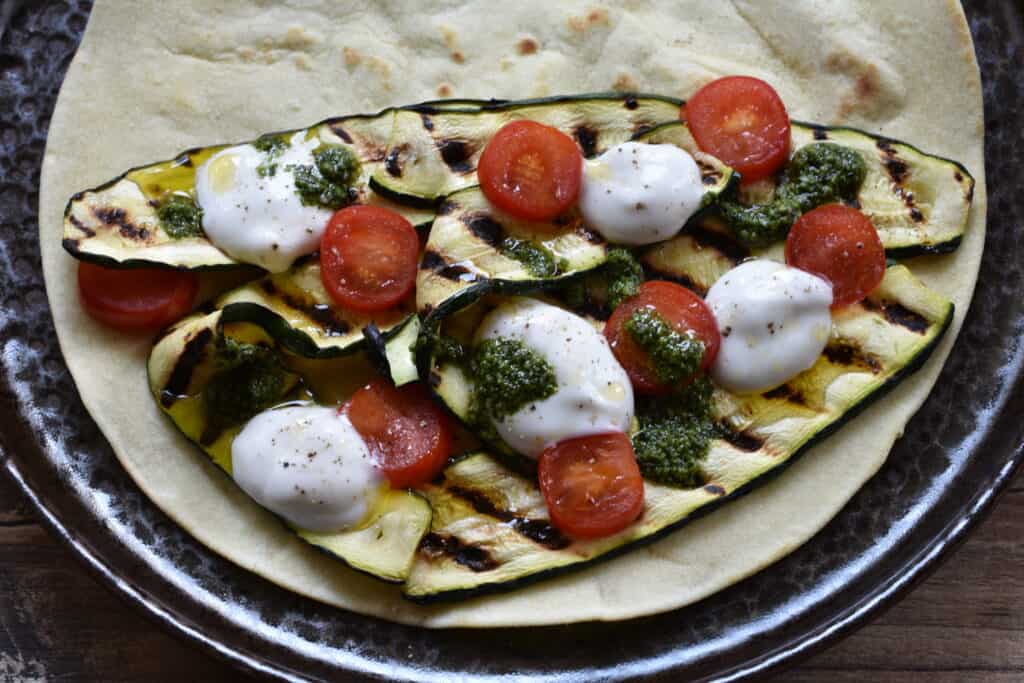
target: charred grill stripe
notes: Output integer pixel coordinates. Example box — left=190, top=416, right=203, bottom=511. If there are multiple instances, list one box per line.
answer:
left=419, top=532, right=498, bottom=572
left=437, top=139, right=474, bottom=174
left=94, top=206, right=150, bottom=241
left=811, top=126, right=828, bottom=140
left=861, top=298, right=931, bottom=334
left=447, top=485, right=571, bottom=550
left=68, top=215, right=96, bottom=237
left=421, top=250, right=446, bottom=271
left=330, top=124, right=354, bottom=144
left=624, top=95, right=639, bottom=110
left=954, top=170, right=964, bottom=183
left=574, top=125, right=598, bottom=158
left=385, top=146, right=404, bottom=177
left=909, top=207, right=924, bottom=223
left=436, top=199, right=458, bottom=216
left=261, top=280, right=352, bottom=336
left=161, top=328, right=214, bottom=407
left=823, top=341, right=882, bottom=373
left=576, top=225, right=604, bottom=244
left=883, top=157, right=909, bottom=185
left=704, top=484, right=726, bottom=495
left=641, top=264, right=707, bottom=296
left=420, top=113, right=435, bottom=131
left=687, top=224, right=750, bottom=264
left=718, top=427, right=764, bottom=452
left=465, top=214, right=506, bottom=248
left=762, top=383, right=807, bottom=406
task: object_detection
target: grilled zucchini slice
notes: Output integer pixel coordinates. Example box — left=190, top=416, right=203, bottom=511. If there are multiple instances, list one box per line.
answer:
left=408, top=256, right=952, bottom=601
left=147, top=309, right=431, bottom=582
left=62, top=110, right=435, bottom=270
left=369, top=93, right=685, bottom=206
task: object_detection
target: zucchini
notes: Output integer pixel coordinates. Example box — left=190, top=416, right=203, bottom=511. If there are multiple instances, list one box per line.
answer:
left=147, top=309, right=431, bottom=582
left=369, top=93, right=685, bottom=206
left=62, top=110, right=435, bottom=270
left=215, top=258, right=416, bottom=359
left=407, top=258, right=952, bottom=601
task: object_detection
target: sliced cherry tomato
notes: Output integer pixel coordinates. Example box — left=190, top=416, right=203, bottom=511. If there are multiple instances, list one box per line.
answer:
left=538, top=432, right=644, bottom=539
left=77, top=262, right=198, bottom=331
left=785, top=203, right=886, bottom=308
left=477, top=120, right=583, bottom=222
left=320, top=205, right=419, bottom=313
left=345, top=379, right=452, bottom=488
left=604, top=280, right=721, bottom=395
left=685, top=76, right=791, bottom=183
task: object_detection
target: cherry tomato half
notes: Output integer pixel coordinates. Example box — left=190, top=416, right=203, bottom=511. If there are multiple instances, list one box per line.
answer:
left=785, top=203, right=886, bottom=308
left=538, top=432, right=644, bottom=539
left=77, top=262, right=198, bottom=332
left=685, top=76, right=791, bottom=183
left=345, top=379, right=452, bottom=489
left=477, top=120, right=583, bottom=222
left=605, top=280, right=721, bottom=395
left=320, top=205, right=419, bottom=313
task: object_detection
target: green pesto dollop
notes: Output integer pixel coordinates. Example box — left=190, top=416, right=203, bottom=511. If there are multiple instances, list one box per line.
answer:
left=204, top=338, right=289, bottom=435
left=625, top=308, right=705, bottom=385
left=416, top=327, right=468, bottom=366
left=605, top=247, right=644, bottom=309
left=719, top=143, right=867, bottom=247
left=290, top=144, right=362, bottom=209
left=501, top=238, right=563, bottom=278
left=157, top=194, right=204, bottom=239
left=469, top=337, right=557, bottom=426
left=254, top=133, right=290, bottom=178
left=632, top=377, right=716, bottom=487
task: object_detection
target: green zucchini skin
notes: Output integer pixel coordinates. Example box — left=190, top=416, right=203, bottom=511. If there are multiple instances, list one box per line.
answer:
left=146, top=309, right=433, bottom=584
left=405, top=257, right=954, bottom=602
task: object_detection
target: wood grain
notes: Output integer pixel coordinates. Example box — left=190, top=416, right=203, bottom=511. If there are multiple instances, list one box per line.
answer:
left=0, top=469, right=1021, bottom=681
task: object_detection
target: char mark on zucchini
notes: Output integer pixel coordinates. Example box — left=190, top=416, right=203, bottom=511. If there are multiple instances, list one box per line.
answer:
left=823, top=341, right=882, bottom=373
left=465, top=213, right=506, bottom=248
left=259, top=280, right=353, bottom=336
left=695, top=158, right=726, bottom=186
left=160, top=327, right=214, bottom=407
left=93, top=206, right=150, bottom=242
left=328, top=123, right=354, bottom=144
left=438, top=139, right=474, bottom=174
left=812, top=126, right=828, bottom=140
left=421, top=250, right=446, bottom=271
left=687, top=223, right=750, bottom=265
left=419, top=532, right=499, bottom=572
left=762, top=383, right=808, bottom=406
left=573, top=124, right=598, bottom=157
left=718, top=427, right=765, bottom=452
left=704, top=484, right=726, bottom=496
left=419, top=113, right=434, bottom=131
left=861, top=298, right=931, bottom=334
left=68, top=214, right=95, bottom=237
left=447, top=485, right=571, bottom=550
left=623, top=95, right=639, bottom=110
left=385, top=145, right=406, bottom=177
left=641, top=264, right=706, bottom=296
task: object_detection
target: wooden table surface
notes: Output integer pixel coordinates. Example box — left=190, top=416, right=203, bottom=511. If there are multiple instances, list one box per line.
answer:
left=1, top=467, right=1021, bottom=682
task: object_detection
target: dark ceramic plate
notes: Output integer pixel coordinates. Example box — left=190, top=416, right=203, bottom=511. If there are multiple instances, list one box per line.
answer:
left=2, top=1, right=1021, bottom=680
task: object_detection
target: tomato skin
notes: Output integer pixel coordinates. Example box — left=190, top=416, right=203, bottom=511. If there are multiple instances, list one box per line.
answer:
left=685, top=76, right=791, bottom=183
left=345, top=379, right=452, bottom=489
left=785, top=203, right=886, bottom=308
left=320, top=205, right=419, bottom=313
left=77, top=262, right=198, bottom=331
left=538, top=432, right=644, bottom=539
left=605, top=280, right=721, bottom=395
left=477, top=120, right=583, bottom=222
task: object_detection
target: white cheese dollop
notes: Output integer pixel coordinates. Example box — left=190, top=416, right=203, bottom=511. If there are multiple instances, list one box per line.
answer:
left=579, top=141, right=704, bottom=246
left=231, top=403, right=383, bottom=533
left=195, top=132, right=334, bottom=272
left=705, top=259, right=833, bottom=394
left=475, top=298, right=634, bottom=459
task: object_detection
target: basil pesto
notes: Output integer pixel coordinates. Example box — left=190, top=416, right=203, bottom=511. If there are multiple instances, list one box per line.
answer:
left=720, top=143, right=867, bottom=247
left=203, top=337, right=290, bottom=440
left=157, top=194, right=204, bottom=239
left=501, top=238, right=562, bottom=278
left=254, top=133, right=290, bottom=178
left=632, top=377, right=716, bottom=487
left=469, top=337, right=557, bottom=427
left=625, top=308, right=705, bottom=385
left=605, top=247, right=644, bottom=308
left=291, top=144, right=361, bottom=209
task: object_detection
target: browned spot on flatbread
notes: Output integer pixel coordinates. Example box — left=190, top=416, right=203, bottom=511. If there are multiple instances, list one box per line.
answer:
left=451, top=50, right=465, bottom=64
left=342, top=46, right=361, bottom=67
left=436, top=83, right=453, bottom=97
left=613, top=73, right=638, bottom=92
left=568, top=7, right=610, bottom=32
left=825, top=50, right=899, bottom=121
left=516, top=37, right=538, bottom=55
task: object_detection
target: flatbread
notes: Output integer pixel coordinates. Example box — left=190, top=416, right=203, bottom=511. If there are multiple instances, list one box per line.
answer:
left=39, top=0, right=985, bottom=627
